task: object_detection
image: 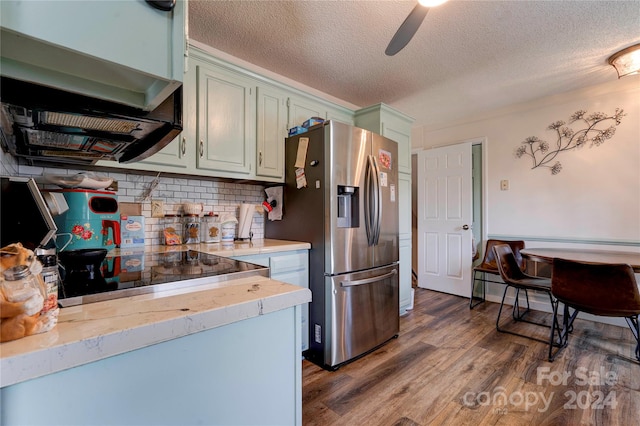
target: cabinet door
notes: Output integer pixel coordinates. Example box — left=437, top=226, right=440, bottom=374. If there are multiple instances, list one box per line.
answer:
left=231, top=250, right=310, bottom=352
left=288, top=96, right=324, bottom=129
left=196, top=65, right=255, bottom=175
left=95, top=134, right=190, bottom=173
left=326, top=106, right=355, bottom=126
left=138, top=135, right=189, bottom=168
left=382, top=120, right=411, bottom=175
left=398, top=173, right=412, bottom=238
left=256, top=86, right=287, bottom=180
left=270, top=253, right=310, bottom=352
left=398, top=173, right=412, bottom=314
left=399, top=236, right=412, bottom=314
left=354, top=104, right=413, bottom=174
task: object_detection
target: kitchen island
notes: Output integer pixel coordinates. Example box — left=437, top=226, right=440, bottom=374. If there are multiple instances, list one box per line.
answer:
left=1, top=240, right=311, bottom=426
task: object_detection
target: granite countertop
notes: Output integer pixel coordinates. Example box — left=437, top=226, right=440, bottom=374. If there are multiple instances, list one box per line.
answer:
left=0, top=239, right=311, bottom=388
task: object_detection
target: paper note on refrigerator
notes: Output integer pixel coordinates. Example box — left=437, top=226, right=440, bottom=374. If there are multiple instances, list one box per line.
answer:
left=294, top=137, right=309, bottom=168
left=295, top=168, right=307, bottom=189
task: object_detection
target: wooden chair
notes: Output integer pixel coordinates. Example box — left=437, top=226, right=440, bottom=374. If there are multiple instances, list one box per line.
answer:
left=550, top=258, right=640, bottom=362
left=469, top=239, right=526, bottom=308
left=493, top=244, right=564, bottom=360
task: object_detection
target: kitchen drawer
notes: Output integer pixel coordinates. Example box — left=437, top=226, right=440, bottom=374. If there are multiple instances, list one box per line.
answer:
left=270, top=253, right=308, bottom=276
left=233, top=254, right=270, bottom=267
left=231, top=249, right=309, bottom=352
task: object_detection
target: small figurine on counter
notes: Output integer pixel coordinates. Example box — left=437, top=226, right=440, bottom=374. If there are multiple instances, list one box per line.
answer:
left=0, top=243, right=59, bottom=342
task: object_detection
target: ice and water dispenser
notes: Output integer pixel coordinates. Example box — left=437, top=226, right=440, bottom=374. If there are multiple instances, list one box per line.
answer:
left=337, top=185, right=359, bottom=228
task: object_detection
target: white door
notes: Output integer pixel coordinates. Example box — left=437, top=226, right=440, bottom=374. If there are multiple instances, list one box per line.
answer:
left=417, top=143, right=473, bottom=296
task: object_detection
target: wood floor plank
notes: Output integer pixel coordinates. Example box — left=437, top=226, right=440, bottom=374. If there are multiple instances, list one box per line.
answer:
left=302, top=288, right=640, bottom=425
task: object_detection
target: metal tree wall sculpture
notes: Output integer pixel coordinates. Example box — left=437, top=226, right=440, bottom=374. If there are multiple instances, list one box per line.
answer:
left=515, top=108, right=626, bottom=174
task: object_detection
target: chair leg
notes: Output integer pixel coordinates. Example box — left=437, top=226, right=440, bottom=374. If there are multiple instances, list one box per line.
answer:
left=512, top=289, right=532, bottom=321
left=548, top=298, right=569, bottom=361
left=495, top=285, right=511, bottom=332
left=549, top=304, right=579, bottom=362
left=469, top=271, right=486, bottom=309
left=624, top=316, right=640, bottom=362
left=498, top=286, right=565, bottom=351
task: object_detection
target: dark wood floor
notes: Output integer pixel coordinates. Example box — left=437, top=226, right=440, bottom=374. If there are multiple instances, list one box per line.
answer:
left=302, top=288, right=639, bottom=425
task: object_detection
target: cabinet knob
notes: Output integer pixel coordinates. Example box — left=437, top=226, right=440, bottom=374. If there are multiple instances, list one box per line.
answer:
left=181, top=137, right=186, bottom=155
left=259, top=152, right=263, bottom=166
left=199, top=140, right=204, bottom=157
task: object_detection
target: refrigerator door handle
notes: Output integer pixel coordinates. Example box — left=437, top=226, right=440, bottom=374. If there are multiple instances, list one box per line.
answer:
left=340, top=269, right=398, bottom=287
left=364, top=155, right=374, bottom=246
left=372, top=156, right=382, bottom=245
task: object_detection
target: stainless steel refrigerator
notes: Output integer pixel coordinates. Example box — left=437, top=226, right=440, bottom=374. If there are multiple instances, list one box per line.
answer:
left=265, top=121, right=399, bottom=370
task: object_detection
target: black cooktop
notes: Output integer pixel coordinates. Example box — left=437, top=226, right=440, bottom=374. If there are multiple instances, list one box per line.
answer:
left=58, top=250, right=269, bottom=307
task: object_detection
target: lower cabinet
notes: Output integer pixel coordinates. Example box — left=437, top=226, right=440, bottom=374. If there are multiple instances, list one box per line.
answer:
left=0, top=307, right=304, bottom=426
left=232, top=250, right=310, bottom=351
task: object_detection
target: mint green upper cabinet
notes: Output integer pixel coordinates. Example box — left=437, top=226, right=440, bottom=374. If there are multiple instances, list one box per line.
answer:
left=98, top=65, right=195, bottom=172
left=256, top=86, right=287, bottom=180
left=326, top=107, right=355, bottom=126
left=196, top=62, right=256, bottom=176
left=0, top=0, right=186, bottom=110
left=288, top=96, right=324, bottom=129
left=355, top=104, right=414, bottom=174
left=139, top=135, right=190, bottom=169
left=288, top=95, right=354, bottom=128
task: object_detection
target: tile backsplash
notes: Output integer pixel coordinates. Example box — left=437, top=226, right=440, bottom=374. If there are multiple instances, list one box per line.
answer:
left=1, top=151, right=267, bottom=247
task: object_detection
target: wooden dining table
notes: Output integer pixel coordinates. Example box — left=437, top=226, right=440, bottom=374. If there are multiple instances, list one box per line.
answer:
left=521, top=248, right=640, bottom=273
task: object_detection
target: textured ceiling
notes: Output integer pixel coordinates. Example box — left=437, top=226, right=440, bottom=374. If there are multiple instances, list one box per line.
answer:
left=189, top=0, right=640, bottom=128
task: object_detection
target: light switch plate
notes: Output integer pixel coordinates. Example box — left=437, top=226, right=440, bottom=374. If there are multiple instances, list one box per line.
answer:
left=151, top=200, right=165, bottom=217
left=500, top=180, right=510, bottom=191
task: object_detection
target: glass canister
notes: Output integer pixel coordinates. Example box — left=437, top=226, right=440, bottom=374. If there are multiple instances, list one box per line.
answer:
left=201, top=213, right=221, bottom=243
left=35, top=247, right=59, bottom=314
left=1, top=265, right=44, bottom=313
left=162, top=214, right=182, bottom=245
left=183, top=214, right=200, bottom=244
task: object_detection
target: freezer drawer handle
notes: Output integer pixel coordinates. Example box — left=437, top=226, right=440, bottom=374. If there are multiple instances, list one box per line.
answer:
left=340, top=269, right=397, bottom=287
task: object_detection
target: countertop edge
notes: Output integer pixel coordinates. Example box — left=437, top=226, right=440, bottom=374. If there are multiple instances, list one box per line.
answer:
left=1, top=277, right=311, bottom=388
left=116, top=239, right=311, bottom=257
left=0, top=239, right=312, bottom=388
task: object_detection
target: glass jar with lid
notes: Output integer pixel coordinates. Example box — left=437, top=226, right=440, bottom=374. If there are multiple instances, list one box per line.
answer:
left=161, top=214, right=182, bottom=245
left=2, top=265, right=43, bottom=308
left=35, top=247, right=59, bottom=314
left=201, top=213, right=221, bottom=243
left=183, top=214, right=200, bottom=244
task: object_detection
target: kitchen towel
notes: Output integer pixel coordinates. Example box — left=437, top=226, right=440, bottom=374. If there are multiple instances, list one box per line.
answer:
left=264, top=186, right=283, bottom=221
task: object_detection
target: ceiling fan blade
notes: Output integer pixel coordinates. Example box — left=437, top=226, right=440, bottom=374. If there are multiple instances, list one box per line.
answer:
left=385, top=4, right=430, bottom=56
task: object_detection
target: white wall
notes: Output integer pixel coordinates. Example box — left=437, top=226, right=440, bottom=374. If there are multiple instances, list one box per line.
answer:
left=412, top=76, right=640, bottom=245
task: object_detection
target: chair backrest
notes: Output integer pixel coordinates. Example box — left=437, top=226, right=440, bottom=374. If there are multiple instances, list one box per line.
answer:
left=551, top=258, right=640, bottom=317
left=492, top=244, right=529, bottom=284
left=479, top=239, right=526, bottom=271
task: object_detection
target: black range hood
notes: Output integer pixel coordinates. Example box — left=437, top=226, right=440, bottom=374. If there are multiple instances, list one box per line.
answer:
left=0, top=76, right=182, bottom=165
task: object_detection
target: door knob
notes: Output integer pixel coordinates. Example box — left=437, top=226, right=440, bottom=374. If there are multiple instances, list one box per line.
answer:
left=462, top=224, right=469, bottom=230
